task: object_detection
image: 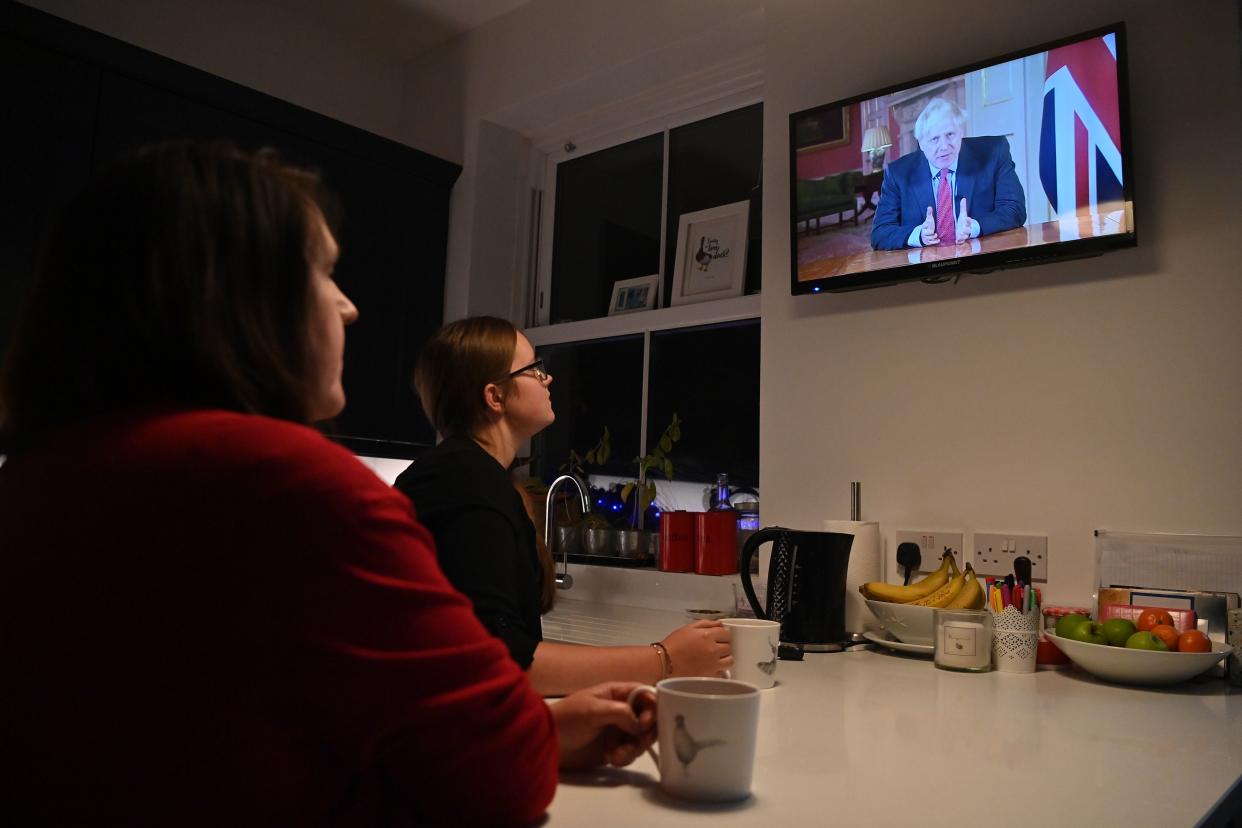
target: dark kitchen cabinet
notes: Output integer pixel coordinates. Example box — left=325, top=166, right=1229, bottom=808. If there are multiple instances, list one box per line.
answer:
left=0, top=1, right=459, bottom=456
left=0, top=31, right=99, bottom=362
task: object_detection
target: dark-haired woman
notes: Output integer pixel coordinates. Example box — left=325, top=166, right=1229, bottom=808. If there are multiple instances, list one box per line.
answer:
left=0, top=142, right=652, bottom=826
left=395, top=316, right=732, bottom=697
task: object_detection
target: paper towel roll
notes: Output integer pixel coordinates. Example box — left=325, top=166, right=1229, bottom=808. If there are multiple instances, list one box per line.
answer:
left=823, top=519, right=882, bottom=635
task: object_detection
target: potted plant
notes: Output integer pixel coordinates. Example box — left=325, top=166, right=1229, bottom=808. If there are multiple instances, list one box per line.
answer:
left=616, top=413, right=681, bottom=557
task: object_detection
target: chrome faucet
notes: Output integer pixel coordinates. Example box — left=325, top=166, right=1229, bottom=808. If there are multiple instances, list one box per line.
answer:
left=544, top=474, right=589, bottom=590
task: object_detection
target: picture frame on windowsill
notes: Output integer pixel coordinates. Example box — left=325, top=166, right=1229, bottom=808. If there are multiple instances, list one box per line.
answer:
left=607, top=273, right=658, bottom=316
left=669, top=201, right=749, bottom=307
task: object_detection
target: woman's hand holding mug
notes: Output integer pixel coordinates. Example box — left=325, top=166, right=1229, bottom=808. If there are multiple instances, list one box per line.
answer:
left=552, top=682, right=657, bottom=770
left=626, top=677, right=761, bottom=802
left=661, top=620, right=733, bottom=678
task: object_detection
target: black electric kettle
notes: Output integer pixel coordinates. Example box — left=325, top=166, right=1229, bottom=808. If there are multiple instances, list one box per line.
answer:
left=740, top=527, right=854, bottom=650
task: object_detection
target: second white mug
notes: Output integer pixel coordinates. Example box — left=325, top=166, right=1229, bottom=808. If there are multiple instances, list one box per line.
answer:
left=722, top=617, right=781, bottom=689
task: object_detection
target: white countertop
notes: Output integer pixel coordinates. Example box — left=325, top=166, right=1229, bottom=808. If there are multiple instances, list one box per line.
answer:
left=544, top=599, right=1242, bottom=827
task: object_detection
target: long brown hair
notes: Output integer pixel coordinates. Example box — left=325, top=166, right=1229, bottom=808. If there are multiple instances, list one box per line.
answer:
left=415, top=316, right=556, bottom=610
left=413, top=316, right=516, bottom=438
left=0, top=141, right=331, bottom=447
left=513, top=480, right=557, bottom=613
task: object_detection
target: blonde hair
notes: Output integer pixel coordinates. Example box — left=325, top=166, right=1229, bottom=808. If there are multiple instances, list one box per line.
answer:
left=914, top=98, right=967, bottom=144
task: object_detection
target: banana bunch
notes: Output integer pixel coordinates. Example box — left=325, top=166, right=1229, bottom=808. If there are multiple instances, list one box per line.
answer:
left=944, top=564, right=983, bottom=609
left=911, top=562, right=982, bottom=608
left=859, top=553, right=986, bottom=610
left=859, top=551, right=957, bottom=603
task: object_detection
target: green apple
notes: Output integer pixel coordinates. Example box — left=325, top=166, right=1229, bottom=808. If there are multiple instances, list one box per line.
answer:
left=1055, top=613, right=1090, bottom=639
left=1101, top=618, right=1137, bottom=647
left=1125, top=631, right=1169, bottom=651
left=1066, top=618, right=1107, bottom=645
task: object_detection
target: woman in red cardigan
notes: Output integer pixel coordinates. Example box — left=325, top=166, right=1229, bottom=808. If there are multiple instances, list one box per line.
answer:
left=0, top=141, right=652, bottom=826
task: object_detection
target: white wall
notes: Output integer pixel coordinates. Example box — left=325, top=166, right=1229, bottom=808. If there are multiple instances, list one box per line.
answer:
left=17, top=0, right=408, bottom=143
left=409, top=0, right=1242, bottom=606
left=759, top=0, right=1242, bottom=604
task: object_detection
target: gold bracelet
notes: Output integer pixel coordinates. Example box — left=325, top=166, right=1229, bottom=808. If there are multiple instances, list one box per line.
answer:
left=650, top=642, right=672, bottom=678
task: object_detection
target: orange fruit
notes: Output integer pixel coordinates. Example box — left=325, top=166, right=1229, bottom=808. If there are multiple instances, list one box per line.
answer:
left=1177, top=630, right=1212, bottom=653
left=1149, top=624, right=1179, bottom=651
left=1136, top=608, right=1174, bottom=632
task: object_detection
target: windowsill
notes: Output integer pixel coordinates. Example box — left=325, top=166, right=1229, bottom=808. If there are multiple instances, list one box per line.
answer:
left=525, top=292, right=760, bottom=347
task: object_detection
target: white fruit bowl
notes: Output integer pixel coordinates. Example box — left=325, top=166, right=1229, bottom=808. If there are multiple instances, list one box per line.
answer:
left=864, top=599, right=934, bottom=646
left=1046, top=632, right=1231, bottom=686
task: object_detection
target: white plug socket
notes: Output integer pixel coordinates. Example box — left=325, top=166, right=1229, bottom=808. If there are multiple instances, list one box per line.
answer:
left=894, top=530, right=963, bottom=578
left=972, top=533, right=1049, bottom=580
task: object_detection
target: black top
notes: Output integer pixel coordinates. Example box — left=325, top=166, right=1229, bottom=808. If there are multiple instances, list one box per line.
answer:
left=393, top=435, right=543, bottom=668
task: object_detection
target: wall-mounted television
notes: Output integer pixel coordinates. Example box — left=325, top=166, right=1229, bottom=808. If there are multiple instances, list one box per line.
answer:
left=789, top=23, right=1134, bottom=294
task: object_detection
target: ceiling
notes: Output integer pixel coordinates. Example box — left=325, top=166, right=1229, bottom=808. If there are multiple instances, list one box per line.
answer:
left=264, top=0, right=533, bottom=62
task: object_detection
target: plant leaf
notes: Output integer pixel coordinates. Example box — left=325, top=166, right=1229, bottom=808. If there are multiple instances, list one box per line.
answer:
left=664, top=458, right=673, bottom=480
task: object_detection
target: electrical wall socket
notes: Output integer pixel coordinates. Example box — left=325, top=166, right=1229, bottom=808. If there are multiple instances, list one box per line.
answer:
left=973, top=533, right=1049, bottom=580
left=894, top=530, right=963, bottom=576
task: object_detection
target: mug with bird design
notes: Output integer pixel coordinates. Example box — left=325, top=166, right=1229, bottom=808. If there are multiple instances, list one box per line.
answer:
left=721, top=618, right=781, bottom=689
left=627, top=677, right=760, bottom=802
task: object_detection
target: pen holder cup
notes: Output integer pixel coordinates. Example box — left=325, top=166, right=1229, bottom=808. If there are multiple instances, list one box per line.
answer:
left=991, top=606, right=1039, bottom=674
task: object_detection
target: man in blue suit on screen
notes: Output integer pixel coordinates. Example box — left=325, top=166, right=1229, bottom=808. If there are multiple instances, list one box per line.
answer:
left=870, top=98, right=1026, bottom=251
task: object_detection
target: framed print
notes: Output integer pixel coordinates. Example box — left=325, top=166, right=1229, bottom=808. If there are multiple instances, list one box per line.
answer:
left=607, top=274, right=658, bottom=316
left=793, top=104, right=850, bottom=151
left=669, top=201, right=749, bottom=307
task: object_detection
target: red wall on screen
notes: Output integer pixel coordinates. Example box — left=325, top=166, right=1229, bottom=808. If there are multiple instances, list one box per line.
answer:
left=795, top=104, right=863, bottom=179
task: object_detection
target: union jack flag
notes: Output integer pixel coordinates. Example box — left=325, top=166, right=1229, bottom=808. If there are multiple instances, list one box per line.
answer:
left=1038, top=34, right=1124, bottom=217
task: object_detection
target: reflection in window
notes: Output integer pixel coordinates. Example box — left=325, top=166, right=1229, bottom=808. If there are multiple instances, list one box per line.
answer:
left=646, top=320, right=760, bottom=487
left=532, top=335, right=645, bottom=483
left=549, top=134, right=663, bottom=324
left=664, top=104, right=763, bottom=306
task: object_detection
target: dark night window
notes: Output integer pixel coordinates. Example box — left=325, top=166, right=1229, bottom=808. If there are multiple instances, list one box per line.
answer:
left=549, top=134, right=663, bottom=324
left=647, top=320, right=759, bottom=487
left=663, top=104, right=763, bottom=307
left=534, top=101, right=763, bottom=499
left=531, top=335, right=644, bottom=481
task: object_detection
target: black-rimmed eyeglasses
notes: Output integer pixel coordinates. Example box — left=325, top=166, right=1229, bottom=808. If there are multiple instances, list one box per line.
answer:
left=504, top=359, right=549, bottom=382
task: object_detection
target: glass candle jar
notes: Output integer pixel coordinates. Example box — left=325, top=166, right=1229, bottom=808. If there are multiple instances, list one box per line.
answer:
left=934, top=608, right=993, bottom=672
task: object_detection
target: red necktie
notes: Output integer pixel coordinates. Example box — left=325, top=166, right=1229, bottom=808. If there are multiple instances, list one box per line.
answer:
left=935, top=170, right=954, bottom=246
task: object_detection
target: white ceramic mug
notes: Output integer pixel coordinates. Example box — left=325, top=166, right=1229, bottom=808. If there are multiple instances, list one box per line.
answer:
left=721, top=618, right=780, bottom=689
left=628, top=677, right=761, bottom=802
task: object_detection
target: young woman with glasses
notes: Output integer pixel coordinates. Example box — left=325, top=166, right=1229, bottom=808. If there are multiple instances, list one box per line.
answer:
left=395, top=316, right=732, bottom=696
left=0, top=143, right=654, bottom=826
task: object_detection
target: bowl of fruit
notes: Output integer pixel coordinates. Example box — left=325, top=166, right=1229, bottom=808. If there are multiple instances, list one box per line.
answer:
left=860, top=552, right=983, bottom=646
left=1046, top=609, right=1230, bottom=686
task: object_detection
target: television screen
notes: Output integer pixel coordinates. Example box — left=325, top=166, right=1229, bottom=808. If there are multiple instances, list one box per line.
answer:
left=789, top=24, right=1134, bottom=294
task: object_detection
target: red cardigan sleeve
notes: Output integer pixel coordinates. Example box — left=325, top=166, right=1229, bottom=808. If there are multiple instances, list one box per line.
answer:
left=241, top=425, right=560, bottom=826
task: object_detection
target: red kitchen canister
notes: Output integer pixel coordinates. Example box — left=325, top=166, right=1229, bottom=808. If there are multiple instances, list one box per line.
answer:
left=695, top=510, right=738, bottom=575
left=658, top=511, right=695, bottom=572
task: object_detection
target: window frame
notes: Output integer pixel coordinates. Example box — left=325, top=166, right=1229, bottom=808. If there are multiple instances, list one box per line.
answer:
left=531, top=87, right=764, bottom=330
left=523, top=83, right=764, bottom=475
